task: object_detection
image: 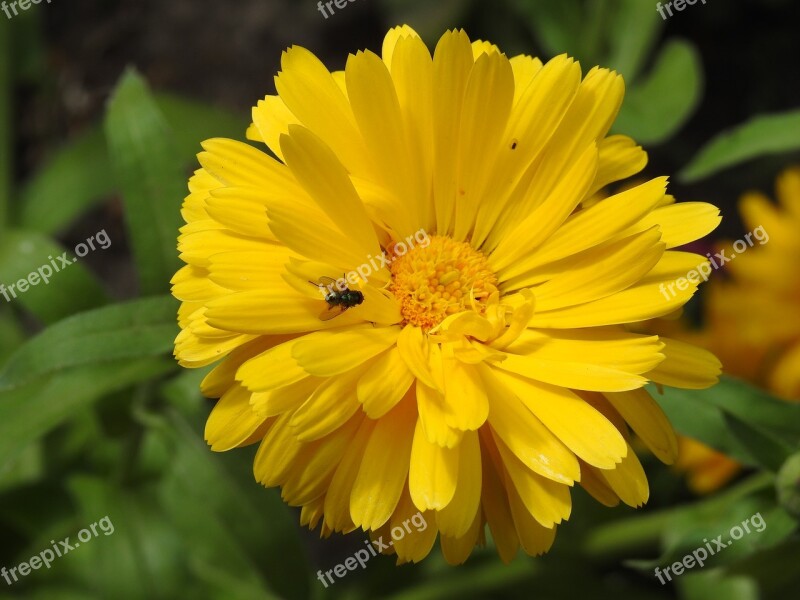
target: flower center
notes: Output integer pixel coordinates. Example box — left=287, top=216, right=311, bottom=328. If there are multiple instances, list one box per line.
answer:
left=389, top=235, right=499, bottom=330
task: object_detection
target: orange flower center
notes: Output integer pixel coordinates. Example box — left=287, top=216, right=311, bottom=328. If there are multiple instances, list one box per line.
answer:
left=389, top=235, right=499, bottom=330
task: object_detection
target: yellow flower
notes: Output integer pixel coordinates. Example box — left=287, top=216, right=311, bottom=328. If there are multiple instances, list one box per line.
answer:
left=674, top=436, right=742, bottom=494
left=706, top=167, right=800, bottom=399
left=674, top=167, right=800, bottom=492
left=172, top=25, right=722, bottom=564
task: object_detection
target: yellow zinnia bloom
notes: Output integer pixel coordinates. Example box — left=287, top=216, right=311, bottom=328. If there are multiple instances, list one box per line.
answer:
left=674, top=167, right=800, bottom=492
left=172, top=25, right=722, bottom=564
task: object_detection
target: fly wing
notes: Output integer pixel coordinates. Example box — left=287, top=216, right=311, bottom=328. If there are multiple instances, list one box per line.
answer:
left=316, top=276, right=340, bottom=287
left=318, top=304, right=346, bottom=321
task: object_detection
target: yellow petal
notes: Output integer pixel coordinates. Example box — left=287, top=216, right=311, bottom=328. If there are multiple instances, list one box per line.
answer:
left=390, top=494, right=437, bottom=564
left=205, top=384, right=269, bottom=452
left=250, top=95, right=299, bottom=161
left=388, top=34, right=435, bottom=232
left=452, top=50, right=514, bottom=241
left=528, top=278, right=699, bottom=328
left=289, top=366, right=365, bottom=442
left=628, top=202, right=721, bottom=248
left=497, top=329, right=664, bottom=392
left=442, top=355, right=489, bottom=430
left=397, top=326, right=440, bottom=391
left=381, top=24, right=421, bottom=68
left=409, top=420, right=459, bottom=510
left=475, top=55, right=581, bottom=248
left=604, top=388, right=678, bottom=464
left=578, top=461, right=620, bottom=507
left=205, top=187, right=275, bottom=240
left=440, top=509, right=482, bottom=565
left=482, top=365, right=580, bottom=484
left=274, top=46, right=369, bottom=177
left=508, top=55, right=543, bottom=106
left=489, top=67, right=623, bottom=248
left=506, top=481, right=558, bottom=557
left=598, top=443, right=649, bottom=507
left=292, top=325, right=400, bottom=376
left=480, top=433, right=519, bottom=564
left=346, top=50, right=422, bottom=238
left=251, top=376, right=321, bottom=418
left=647, top=337, right=722, bottom=389
left=494, top=434, right=571, bottom=527
left=324, top=417, right=376, bottom=533
left=282, top=413, right=362, bottom=505
left=350, top=395, right=416, bottom=530
left=417, top=381, right=463, bottom=448
left=235, top=337, right=306, bottom=392
left=496, top=371, right=628, bottom=469
left=206, top=289, right=364, bottom=334
left=357, top=347, right=414, bottom=418
left=491, top=142, right=598, bottom=275
left=435, top=430, right=482, bottom=537
left=431, top=29, right=474, bottom=236
left=517, top=177, right=668, bottom=271
left=280, top=125, right=381, bottom=259
left=590, top=135, right=648, bottom=195
left=253, top=413, right=304, bottom=487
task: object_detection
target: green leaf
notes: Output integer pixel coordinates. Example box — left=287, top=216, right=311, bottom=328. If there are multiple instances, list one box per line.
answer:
left=0, top=308, right=25, bottom=363
left=0, top=358, right=174, bottom=469
left=0, top=18, right=12, bottom=230
left=17, top=127, right=115, bottom=234
left=385, top=558, right=536, bottom=600
left=680, top=571, right=759, bottom=600
left=67, top=476, right=186, bottom=600
left=0, top=441, right=43, bottom=492
left=724, top=412, right=794, bottom=472
left=612, top=39, right=703, bottom=144
left=0, top=296, right=177, bottom=391
left=159, top=365, right=212, bottom=415
left=510, top=0, right=586, bottom=61
left=376, top=0, right=477, bottom=44
left=725, top=537, right=800, bottom=596
left=154, top=410, right=309, bottom=600
left=680, top=109, right=800, bottom=182
left=605, top=0, right=664, bottom=82
left=18, top=94, right=245, bottom=236
left=104, top=69, right=187, bottom=295
left=0, top=229, right=110, bottom=324
left=649, top=377, right=800, bottom=468
left=156, top=92, right=247, bottom=155
left=673, top=377, right=800, bottom=442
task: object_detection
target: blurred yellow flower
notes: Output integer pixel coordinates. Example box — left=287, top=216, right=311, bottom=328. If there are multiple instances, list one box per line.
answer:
left=172, top=26, right=721, bottom=564
left=675, top=167, right=800, bottom=492
left=706, top=167, right=800, bottom=399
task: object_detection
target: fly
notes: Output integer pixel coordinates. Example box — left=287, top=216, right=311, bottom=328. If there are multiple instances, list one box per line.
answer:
left=309, top=276, right=364, bottom=321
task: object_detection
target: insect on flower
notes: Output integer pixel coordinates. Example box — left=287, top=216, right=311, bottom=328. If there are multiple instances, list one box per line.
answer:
left=309, top=276, right=364, bottom=320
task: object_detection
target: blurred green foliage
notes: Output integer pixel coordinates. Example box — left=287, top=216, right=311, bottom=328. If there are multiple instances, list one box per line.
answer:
left=0, top=1, right=799, bottom=599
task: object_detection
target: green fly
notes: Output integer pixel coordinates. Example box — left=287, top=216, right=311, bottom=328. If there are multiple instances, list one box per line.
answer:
left=309, top=276, right=364, bottom=321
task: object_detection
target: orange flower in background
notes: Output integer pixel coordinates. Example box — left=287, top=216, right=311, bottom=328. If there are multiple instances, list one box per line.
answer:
left=172, top=25, right=722, bottom=564
left=673, top=167, right=800, bottom=493
left=706, top=167, right=800, bottom=398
